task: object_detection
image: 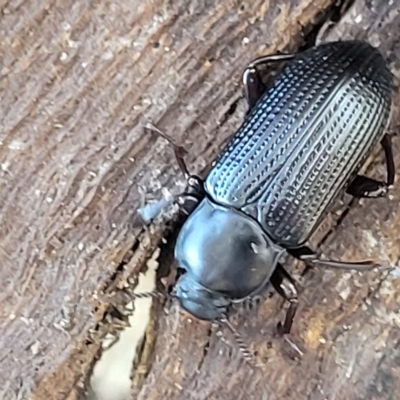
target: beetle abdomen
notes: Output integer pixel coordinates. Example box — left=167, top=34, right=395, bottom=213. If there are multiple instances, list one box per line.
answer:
left=205, top=40, right=393, bottom=247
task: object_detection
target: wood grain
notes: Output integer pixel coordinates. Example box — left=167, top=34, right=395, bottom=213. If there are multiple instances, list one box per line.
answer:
left=0, top=0, right=336, bottom=398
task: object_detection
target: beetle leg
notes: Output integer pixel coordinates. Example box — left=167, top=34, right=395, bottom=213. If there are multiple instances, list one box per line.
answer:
left=270, top=264, right=298, bottom=335
left=382, top=133, right=396, bottom=185
left=288, top=245, right=381, bottom=271
left=243, top=53, right=295, bottom=109
left=242, top=67, right=266, bottom=110
left=139, top=123, right=206, bottom=223
left=138, top=180, right=204, bottom=223
left=220, top=317, right=258, bottom=366
left=346, top=134, right=395, bottom=198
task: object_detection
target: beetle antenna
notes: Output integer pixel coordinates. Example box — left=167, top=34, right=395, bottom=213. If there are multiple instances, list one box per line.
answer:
left=144, top=121, right=190, bottom=179
left=100, top=289, right=167, bottom=307
left=139, top=121, right=205, bottom=223
left=129, top=290, right=166, bottom=300
left=220, top=317, right=259, bottom=366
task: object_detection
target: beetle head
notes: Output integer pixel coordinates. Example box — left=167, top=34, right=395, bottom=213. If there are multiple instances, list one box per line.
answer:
left=173, top=273, right=231, bottom=320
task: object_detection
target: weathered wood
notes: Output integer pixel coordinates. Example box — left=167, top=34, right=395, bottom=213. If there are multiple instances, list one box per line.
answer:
left=133, top=1, right=400, bottom=400
left=0, top=0, right=337, bottom=399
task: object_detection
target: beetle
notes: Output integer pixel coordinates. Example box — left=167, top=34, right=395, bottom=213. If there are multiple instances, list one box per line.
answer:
left=136, top=40, right=394, bottom=362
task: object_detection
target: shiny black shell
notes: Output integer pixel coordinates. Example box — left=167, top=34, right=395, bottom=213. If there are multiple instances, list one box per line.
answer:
left=205, top=40, right=393, bottom=247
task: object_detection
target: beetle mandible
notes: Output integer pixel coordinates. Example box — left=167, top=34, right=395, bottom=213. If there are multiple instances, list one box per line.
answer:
left=137, top=40, right=394, bottom=362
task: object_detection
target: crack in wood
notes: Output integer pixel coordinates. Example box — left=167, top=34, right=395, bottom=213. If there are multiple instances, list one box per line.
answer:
left=3, top=0, right=399, bottom=399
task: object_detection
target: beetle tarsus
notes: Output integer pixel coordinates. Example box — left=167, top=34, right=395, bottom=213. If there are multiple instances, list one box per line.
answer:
left=289, top=245, right=381, bottom=271
left=221, top=317, right=260, bottom=367
left=282, top=335, right=304, bottom=358
left=270, top=264, right=298, bottom=335
left=308, top=258, right=380, bottom=271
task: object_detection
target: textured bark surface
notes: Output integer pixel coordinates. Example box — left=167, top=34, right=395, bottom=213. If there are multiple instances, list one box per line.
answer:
left=1, top=0, right=399, bottom=399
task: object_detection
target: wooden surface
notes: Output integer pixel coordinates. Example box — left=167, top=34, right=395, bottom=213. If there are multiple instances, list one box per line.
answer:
left=0, top=0, right=400, bottom=399
left=134, top=1, right=400, bottom=400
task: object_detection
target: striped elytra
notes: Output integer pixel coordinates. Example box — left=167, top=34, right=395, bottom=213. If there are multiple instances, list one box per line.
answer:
left=205, top=40, right=393, bottom=247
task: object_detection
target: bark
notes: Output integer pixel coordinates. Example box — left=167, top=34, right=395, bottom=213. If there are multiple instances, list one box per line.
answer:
left=0, top=0, right=399, bottom=399
left=134, top=1, right=400, bottom=400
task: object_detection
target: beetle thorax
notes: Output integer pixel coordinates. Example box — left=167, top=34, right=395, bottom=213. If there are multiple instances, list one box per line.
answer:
left=174, top=198, right=283, bottom=320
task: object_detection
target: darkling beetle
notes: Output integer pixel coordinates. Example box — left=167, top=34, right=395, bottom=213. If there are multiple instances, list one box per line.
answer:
left=133, top=40, right=395, bottom=364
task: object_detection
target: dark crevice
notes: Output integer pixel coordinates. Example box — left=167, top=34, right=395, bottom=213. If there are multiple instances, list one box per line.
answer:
left=332, top=0, right=356, bottom=22
left=216, top=95, right=242, bottom=129
left=155, top=211, right=188, bottom=285
left=197, top=324, right=213, bottom=371
left=98, top=236, right=140, bottom=299
left=226, top=100, right=238, bottom=117
left=88, top=226, right=162, bottom=351
left=131, top=331, right=148, bottom=373
left=130, top=236, right=141, bottom=253
left=299, top=0, right=357, bottom=50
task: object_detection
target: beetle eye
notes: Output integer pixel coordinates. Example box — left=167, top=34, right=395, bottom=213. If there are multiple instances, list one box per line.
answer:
left=175, top=267, right=186, bottom=280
